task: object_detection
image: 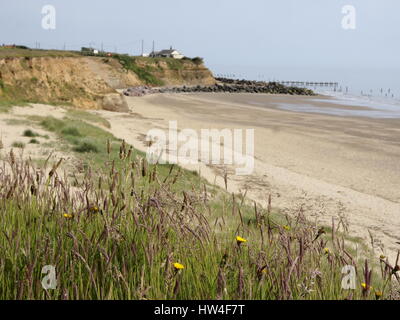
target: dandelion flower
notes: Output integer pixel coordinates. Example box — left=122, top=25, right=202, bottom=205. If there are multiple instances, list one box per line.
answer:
left=375, top=290, right=383, bottom=300
left=173, top=262, right=185, bottom=270
left=361, top=283, right=372, bottom=290
left=89, top=206, right=99, bottom=213
left=236, top=236, right=247, bottom=244
left=361, top=283, right=367, bottom=289
left=63, top=213, right=73, bottom=219
left=379, top=255, right=386, bottom=260
left=283, top=225, right=291, bottom=231
left=323, top=247, right=330, bottom=255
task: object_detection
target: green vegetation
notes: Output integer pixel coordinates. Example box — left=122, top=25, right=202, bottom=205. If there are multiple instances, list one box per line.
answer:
left=0, top=99, right=29, bottom=113
left=22, top=129, right=39, bottom=137
left=190, top=56, right=204, bottom=65
left=11, top=141, right=25, bottom=149
left=32, top=115, right=118, bottom=166
left=0, top=110, right=398, bottom=300
left=115, top=55, right=164, bottom=86
left=66, top=109, right=111, bottom=128
left=28, top=138, right=40, bottom=144
left=73, top=141, right=98, bottom=153
left=0, top=102, right=14, bottom=114
left=61, top=127, right=82, bottom=137
left=0, top=47, right=80, bottom=58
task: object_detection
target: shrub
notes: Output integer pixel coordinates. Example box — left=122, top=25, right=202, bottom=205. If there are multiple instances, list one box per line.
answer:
left=191, top=57, right=204, bottom=65
left=12, top=141, right=25, bottom=148
left=40, top=118, right=65, bottom=132
left=29, top=138, right=40, bottom=144
left=73, top=141, right=98, bottom=153
left=23, top=129, right=38, bottom=137
left=61, top=127, right=81, bottom=137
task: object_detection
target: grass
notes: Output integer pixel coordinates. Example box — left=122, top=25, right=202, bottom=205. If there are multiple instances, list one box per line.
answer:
left=0, top=110, right=399, bottom=300
left=22, top=129, right=39, bottom=137
left=66, top=110, right=111, bottom=129
left=29, top=138, right=40, bottom=144
left=33, top=116, right=117, bottom=166
left=0, top=100, right=29, bottom=113
left=0, top=47, right=80, bottom=58
left=11, top=141, right=25, bottom=149
left=115, top=55, right=164, bottom=86
left=0, top=109, right=398, bottom=300
left=61, top=127, right=82, bottom=137
left=0, top=138, right=398, bottom=300
left=73, top=141, right=98, bottom=153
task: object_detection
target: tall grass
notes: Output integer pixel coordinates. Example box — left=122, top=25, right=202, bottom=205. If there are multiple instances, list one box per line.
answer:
left=0, top=141, right=398, bottom=300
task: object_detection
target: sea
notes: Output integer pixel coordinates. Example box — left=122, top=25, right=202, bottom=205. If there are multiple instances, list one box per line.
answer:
left=209, top=65, right=400, bottom=119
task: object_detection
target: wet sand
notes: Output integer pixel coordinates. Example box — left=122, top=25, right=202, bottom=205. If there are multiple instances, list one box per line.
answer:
left=96, top=93, right=400, bottom=261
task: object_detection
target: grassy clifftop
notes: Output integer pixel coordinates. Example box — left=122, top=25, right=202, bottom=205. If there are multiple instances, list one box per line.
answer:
left=115, top=55, right=215, bottom=86
left=0, top=48, right=216, bottom=110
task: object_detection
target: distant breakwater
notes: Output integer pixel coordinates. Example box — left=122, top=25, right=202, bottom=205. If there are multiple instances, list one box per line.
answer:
left=123, top=77, right=316, bottom=97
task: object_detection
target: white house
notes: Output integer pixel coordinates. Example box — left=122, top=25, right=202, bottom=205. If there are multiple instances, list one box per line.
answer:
left=150, top=47, right=184, bottom=59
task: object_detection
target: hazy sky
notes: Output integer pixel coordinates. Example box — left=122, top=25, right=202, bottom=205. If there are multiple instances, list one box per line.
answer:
left=1, top=0, right=399, bottom=71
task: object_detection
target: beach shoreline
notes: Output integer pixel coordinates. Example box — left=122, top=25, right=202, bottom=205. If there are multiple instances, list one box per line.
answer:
left=95, top=92, right=400, bottom=261
left=2, top=92, right=399, bottom=261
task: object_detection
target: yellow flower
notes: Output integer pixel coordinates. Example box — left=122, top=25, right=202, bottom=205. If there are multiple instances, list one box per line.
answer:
left=375, top=290, right=383, bottom=299
left=361, top=283, right=373, bottom=290
left=89, top=206, right=99, bottom=213
left=283, top=225, right=291, bottom=231
left=379, top=255, right=386, bottom=260
left=323, top=247, right=330, bottom=255
left=63, top=213, right=73, bottom=219
left=236, top=236, right=247, bottom=244
left=173, top=262, right=185, bottom=270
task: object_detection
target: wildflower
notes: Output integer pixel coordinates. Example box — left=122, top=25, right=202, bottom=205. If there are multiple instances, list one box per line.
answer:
left=283, top=225, right=291, bottom=231
left=379, top=255, right=386, bottom=260
left=236, top=236, right=247, bottom=245
left=63, top=213, right=73, bottom=219
left=173, top=262, right=185, bottom=270
left=89, top=206, right=99, bottom=214
left=361, top=283, right=373, bottom=290
left=323, top=247, right=330, bottom=255
left=375, top=290, right=383, bottom=300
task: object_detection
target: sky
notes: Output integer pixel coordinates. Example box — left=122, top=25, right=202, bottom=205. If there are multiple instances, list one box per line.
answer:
left=1, top=0, right=399, bottom=73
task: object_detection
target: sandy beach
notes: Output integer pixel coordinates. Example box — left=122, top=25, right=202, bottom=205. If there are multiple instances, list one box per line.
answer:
left=1, top=93, right=399, bottom=261
left=94, top=92, right=400, bottom=261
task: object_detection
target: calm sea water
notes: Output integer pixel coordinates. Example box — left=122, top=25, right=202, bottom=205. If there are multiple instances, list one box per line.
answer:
left=209, top=65, right=400, bottom=118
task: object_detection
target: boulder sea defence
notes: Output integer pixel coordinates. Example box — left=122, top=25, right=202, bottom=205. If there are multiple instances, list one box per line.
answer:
left=123, top=77, right=316, bottom=97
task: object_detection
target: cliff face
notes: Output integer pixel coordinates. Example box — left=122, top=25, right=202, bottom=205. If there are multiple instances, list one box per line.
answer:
left=129, top=57, right=216, bottom=86
left=0, top=55, right=215, bottom=110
